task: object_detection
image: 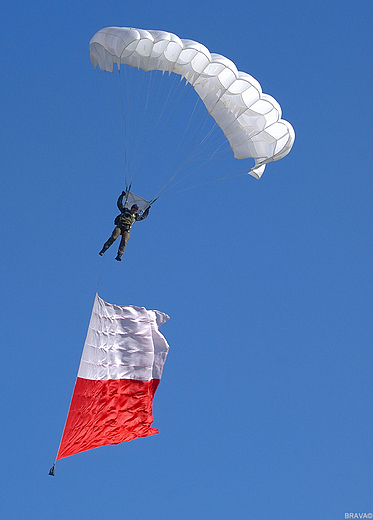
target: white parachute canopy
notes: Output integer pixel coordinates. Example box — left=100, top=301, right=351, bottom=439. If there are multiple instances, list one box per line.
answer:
left=90, top=27, right=295, bottom=178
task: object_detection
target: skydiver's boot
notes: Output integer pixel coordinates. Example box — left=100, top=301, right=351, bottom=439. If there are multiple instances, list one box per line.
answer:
left=115, top=254, right=122, bottom=261
left=99, top=237, right=115, bottom=256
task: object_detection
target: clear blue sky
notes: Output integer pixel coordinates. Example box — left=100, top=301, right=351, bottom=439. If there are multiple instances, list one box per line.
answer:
left=1, top=1, right=372, bottom=519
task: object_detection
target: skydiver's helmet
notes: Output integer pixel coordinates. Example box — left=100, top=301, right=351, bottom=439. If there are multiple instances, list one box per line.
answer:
left=131, top=204, right=139, bottom=212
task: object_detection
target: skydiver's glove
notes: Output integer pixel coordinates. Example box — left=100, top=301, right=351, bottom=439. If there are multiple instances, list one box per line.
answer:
left=121, top=191, right=126, bottom=197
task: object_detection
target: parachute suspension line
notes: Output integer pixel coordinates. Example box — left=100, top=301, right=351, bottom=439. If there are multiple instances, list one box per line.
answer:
left=126, top=67, right=156, bottom=181
left=144, top=70, right=154, bottom=111
left=116, top=65, right=153, bottom=188
left=124, top=69, right=164, bottom=184
left=156, top=75, right=190, bottom=127
left=187, top=117, right=222, bottom=162
left=128, top=72, right=195, bottom=186
left=118, top=68, right=130, bottom=187
left=185, top=123, right=232, bottom=167
left=168, top=104, right=238, bottom=184
left=156, top=169, right=249, bottom=200
left=209, top=139, right=233, bottom=160
left=151, top=86, right=224, bottom=199
left=146, top=76, right=198, bottom=192
left=152, top=97, right=229, bottom=200
left=151, top=95, right=208, bottom=200
left=124, top=185, right=131, bottom=206
left=140, top=75, right=196, bottom=182
left=118, top=65, right=151, bottom=187
left=116, top=68, right=158, bottom=186
left=95, top=68, right=130, bottom=183
left=166, top=136, right=236, bottom=195
left=161, top=94, right=234, bottom=194
left=123, top=65, right=139, bottom=184
left=96, top=253, right=105, bottom=295
left=94, top=67, right=129, bottom=187
left=151, top=109, right=241, bottom=200
left=189, top=110, right=235, bottom=162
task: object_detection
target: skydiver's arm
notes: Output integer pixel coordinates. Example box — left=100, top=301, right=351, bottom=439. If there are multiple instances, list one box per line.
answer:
left=135, top=207, right=150, bottom=221
left=117, top=192, right=125, bottom=212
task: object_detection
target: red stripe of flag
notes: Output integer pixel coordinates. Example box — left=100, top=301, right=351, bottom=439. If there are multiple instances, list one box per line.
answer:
left=57, top=377, right=160, bottom=460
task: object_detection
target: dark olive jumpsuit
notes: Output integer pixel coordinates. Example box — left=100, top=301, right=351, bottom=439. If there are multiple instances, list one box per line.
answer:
left=99, top=193, right=149, bottom=258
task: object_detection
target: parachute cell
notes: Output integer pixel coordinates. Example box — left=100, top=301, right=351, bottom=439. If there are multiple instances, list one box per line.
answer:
left=89, top=27, right=295, bottom=178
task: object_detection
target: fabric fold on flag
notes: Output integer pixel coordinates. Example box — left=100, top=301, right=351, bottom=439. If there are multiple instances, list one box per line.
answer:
left=56, top=294, right=170, bottom=460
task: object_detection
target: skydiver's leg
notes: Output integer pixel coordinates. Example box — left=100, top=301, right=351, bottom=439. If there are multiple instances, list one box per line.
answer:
left=99, top=227, right=121, bottom=255
left=115, top=230, right=130, bottom=260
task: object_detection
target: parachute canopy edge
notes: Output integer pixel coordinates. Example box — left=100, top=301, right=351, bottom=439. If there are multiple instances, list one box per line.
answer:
left=249, top=164, right=266, bottom=179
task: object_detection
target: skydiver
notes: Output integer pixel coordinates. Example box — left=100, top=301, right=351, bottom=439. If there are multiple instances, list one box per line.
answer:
left=99, top=191, right=150, bottom=261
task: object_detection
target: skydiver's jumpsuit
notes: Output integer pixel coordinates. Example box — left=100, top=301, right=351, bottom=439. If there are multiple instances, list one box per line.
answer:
left=100, top=193, right=149, bottom=257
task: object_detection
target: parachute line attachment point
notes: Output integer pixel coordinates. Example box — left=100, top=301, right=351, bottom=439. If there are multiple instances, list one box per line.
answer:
left=124, top=185, right=132, bottom=206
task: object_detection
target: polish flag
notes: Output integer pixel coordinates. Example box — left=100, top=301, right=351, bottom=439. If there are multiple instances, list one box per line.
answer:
left=56, top=294, right=170, bottom=460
